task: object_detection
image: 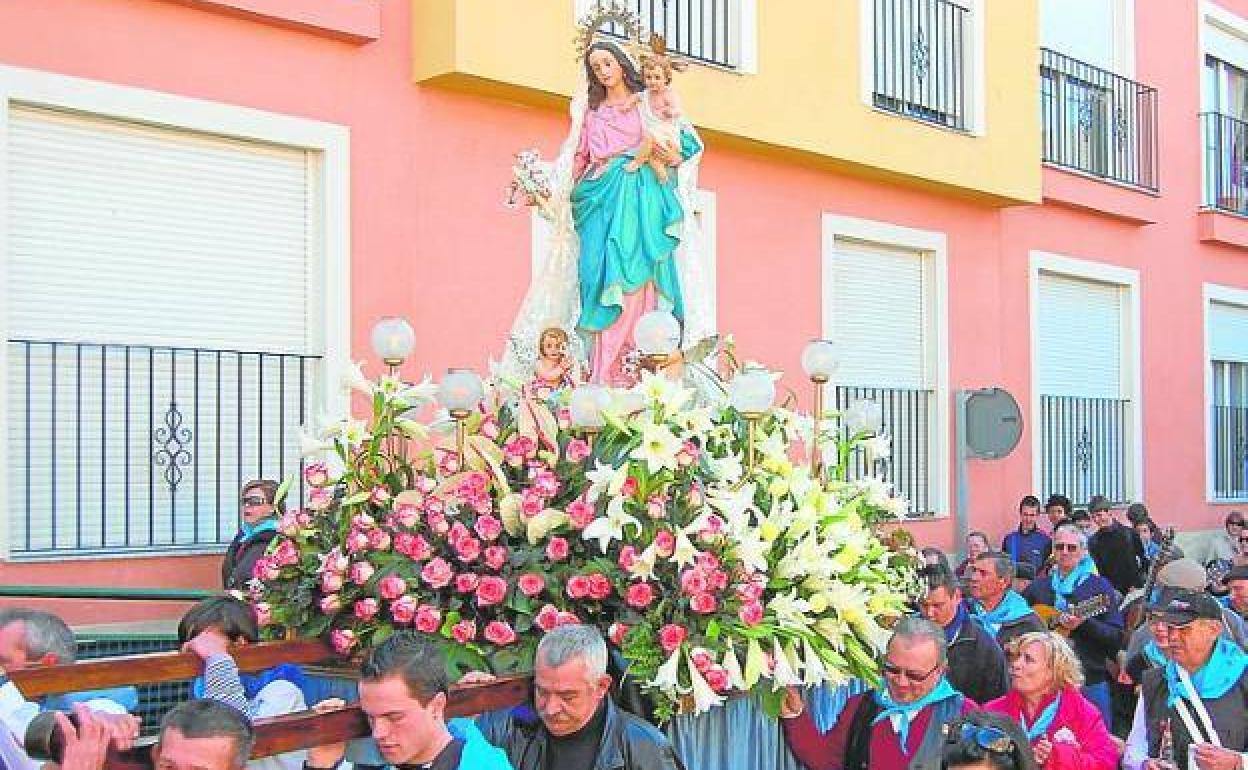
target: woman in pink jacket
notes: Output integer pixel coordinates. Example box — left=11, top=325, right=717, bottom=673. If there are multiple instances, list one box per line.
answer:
left=984, top=632, right=1121, bottom=770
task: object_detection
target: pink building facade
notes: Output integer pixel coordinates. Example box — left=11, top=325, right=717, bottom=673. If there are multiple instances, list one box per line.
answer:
left=0, top=0, right=1246, bottom=621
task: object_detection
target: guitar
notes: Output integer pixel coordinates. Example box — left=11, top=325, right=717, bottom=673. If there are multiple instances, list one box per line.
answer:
left=1122, top=527, right=1178, bottom=639
left=1031, top=593, right=1111, bottom=637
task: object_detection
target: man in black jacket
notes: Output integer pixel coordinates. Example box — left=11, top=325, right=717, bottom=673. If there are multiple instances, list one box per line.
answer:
left=221, top=479, right=282, bottom=591
left=476, top=624, right=684, bottom=770
left=918, top=567, right=1008, bottom=704
left=1086, top=494, right=1142, bottom=597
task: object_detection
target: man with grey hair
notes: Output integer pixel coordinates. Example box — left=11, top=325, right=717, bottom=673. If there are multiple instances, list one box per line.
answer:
left=780, top=617, right=975, bottom=769
left=475, top=624, right=683, bottom=770
left=153, top=699, right=256, bottom=770
left=965, top=551, right=1046, bottom=649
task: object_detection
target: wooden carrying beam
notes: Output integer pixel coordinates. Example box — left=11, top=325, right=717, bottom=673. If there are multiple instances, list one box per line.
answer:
left=100, top=675, right=531, bottom=770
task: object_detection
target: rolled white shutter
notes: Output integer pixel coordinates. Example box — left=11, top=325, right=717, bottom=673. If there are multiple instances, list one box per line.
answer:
left=1037, top=272, right=1123, bottom=398
left=1211, top=301, right=1248, bottom=364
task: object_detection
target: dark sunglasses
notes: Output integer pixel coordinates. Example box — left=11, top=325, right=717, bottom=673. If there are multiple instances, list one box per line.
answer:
left=1053, top=543, right=1081, bottom=552
left=881, top=659, right=941, bottom=682
left=956, top=723, right=1015, bottom=754
left=241, top=496, right=270, bottom=507
left=1229, top=521, right=1245, bottom=528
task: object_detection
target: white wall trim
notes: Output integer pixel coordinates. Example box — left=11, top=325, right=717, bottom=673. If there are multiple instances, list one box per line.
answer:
left=1203, top=282, right=1248, bottom=502
left=821, top=213, right=951, bottom=518
left=0, top=64, right=351, bottom=558
left=1028, top=250, right=1143, bottom=505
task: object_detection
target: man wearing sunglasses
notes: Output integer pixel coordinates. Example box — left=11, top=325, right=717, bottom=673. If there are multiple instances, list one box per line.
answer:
left=781, top=617, right=974, bottom=770
left=222, top=479, right=283, bottom=591
left=1124, top=591, right=1248, bottom=770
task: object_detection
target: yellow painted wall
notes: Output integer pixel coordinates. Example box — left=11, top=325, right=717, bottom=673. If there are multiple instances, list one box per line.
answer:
left=412, top=0, right=1042, bottom=205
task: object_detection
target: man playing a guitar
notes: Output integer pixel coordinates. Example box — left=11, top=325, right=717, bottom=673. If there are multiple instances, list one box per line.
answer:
left=1024, top=524, right=1124, bottom=729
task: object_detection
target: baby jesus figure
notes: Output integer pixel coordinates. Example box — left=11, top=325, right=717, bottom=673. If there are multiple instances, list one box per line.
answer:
left=529, top=326, right=582, bottom=398
left=624, top=44, right=684, bottom=185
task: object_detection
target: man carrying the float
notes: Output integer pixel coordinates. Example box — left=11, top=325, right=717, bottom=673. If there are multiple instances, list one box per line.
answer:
left=778, top=618, right=975, bottom=770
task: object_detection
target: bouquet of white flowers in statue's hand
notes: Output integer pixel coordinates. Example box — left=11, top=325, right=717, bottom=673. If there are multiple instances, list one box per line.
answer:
left=505, top=149, right=556, bottom=221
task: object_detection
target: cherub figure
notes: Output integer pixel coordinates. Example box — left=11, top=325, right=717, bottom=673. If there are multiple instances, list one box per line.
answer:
left=530, top=326, right=582, bottom=398
left=624, top=36, right=686, bottom=184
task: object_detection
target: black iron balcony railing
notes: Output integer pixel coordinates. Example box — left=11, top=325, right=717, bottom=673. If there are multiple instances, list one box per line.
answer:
left=834, top=385, right=935, bottom=516
left=1040, top=48, right=1158, bottom=191
left=1201, top=112, right=1248, bottom=215
left=872, top=0, right=969, bottom=131
left=1040, top=395, right=1131, bottom=506
left=6, top=339, right=320, bottom=557
left=600, top=0, right=739, bottom=69
left=1213, top=404, right=1248, bottom=501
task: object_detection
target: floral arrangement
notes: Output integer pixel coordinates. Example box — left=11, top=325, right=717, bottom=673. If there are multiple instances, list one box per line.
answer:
left=253, top=365, right=917, bottom=719
left=504, top=149, right=555, bottom=221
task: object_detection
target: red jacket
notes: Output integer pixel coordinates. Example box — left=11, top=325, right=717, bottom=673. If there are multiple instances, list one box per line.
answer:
left=983, top=687, right=1120, bottom=770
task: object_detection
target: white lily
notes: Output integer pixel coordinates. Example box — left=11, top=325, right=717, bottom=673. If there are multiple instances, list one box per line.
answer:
left=639, top=370, right=693, bottom=413
left=707, top=482, right=756, bottom=526
left=767, top=591, right=814, bottom=630
left=707, top=453, right=744, bottom=485
left=733, top=530, right=773, bottom=575
left=629, top=422, right=683, bottom=474
left=721, top=642, right=747, bottom=691
left=686, top=654, right=726, bottom=712
left=743, top=638, right=767, bottom=688
left=801, top=638, right=828, bottom=685
left=843, top=398, right=883, bottom=436
left=671, top=528, right=700, bottom=568
left=581, top=496, right=642, bottom=553
left=770, top=638, right=801, bottom=687
left=338, top=418, right=372, bottom=448
left=498, top=494, right=523, bottom=536
left=585, top=461, right=626, bottom=503
left=341, top=360, right=374, bottom=396
left=628, top=542, right=660, bottom=581
left=652, top=649, right=687, bottom=696
left=861, top=434, right=892, bottom=464
left=526, top=508, right=569, bottom=546
left=299, top=428, right=333, bottom=457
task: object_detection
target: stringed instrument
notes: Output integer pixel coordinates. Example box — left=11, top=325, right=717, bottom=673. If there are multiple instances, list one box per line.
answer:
left=1122, top=527, right=1178, bottom=640
left=1031, top=593, right=1111, bottom=637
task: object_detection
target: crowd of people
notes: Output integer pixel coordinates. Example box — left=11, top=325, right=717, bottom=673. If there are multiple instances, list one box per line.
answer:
left=0, top=482, right=1246, bottom=770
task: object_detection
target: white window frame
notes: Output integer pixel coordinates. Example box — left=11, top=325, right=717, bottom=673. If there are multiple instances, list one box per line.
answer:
left=0, top=64, right=351, bottom=559
left=573, top=0, right=758, bottom=74
left=858, top=0, right=986, bottom=135
left=1039, top=0, right=1135, bottom=77
left=1028, top=251, right=1142, bottom=504
left=821, top=213, right=950, bottom=517
left=1204, top=282, right=1248, bottom=503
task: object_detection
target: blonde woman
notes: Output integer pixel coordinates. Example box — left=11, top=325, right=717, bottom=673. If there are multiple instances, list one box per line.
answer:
left=983, top=632, right=1120, bottom=770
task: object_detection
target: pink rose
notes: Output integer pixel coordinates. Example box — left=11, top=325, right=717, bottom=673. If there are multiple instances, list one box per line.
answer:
left=330, top=629, right=357, bottom=655
left=520, top=491, right=544, bottom=519
left=566, top=500, right=596, bottom=530
left=587, top=574, right=612, bottom=600
left=480, top=415, right=501, bottom=440
left=708, top=569, right=729, bottom=591
left=680, top=569, right=709, bottom=596
left=426, top=511, right=450, bottom=536
left=395, top=532, right=432, bottom=561
left=414, top=604, right=442, bottom=634
left=535, top=604, right=561, bottom=631
left=253, top=558, right=281, bottom=582
left=618, top=546, right=638, bottom=571
left=345, top=529, right=370, bottom=553
left=625, top=582, right=656, bottom=609
left=448, top=522, right=471, bottom=546
left=620, top=477, right=639, bottom=498
left=567, top=575, right=592, bottom=600
left=454, top=536, right=482, bottom=563
left=416, top=475, right=437, bottom=494
left=455, top=573, right=480, bottom=593
left=690, top=647, right=713, bottom=673
left=319, top=594, right=343, bottom=614
left=736, top=580, right=765, bottom=603
left=546, top=537, right=570, bottom=562
left=393, top=502, right=421, bottom=528
left=677, top=441, right=699, bottom=467
left=483, top=545, right=508, bottom=572
left=307, top=486, right=335, bottom=511
left=474, top=515, right=503, bottom=542
left=653, top=530, right=676, bottom=557
left=689, top=593, right=718, bottom=614
left=450, top=620, right=477, bottom=644
left=705, top=666, right=730, bottom=692
left=439, top=451, right=461, bottom=475
left=369, top=486, right=391, bottom=505
left=253, top=602, right=272, bottom=627
left=476, top=576, right=508, bottom=607
left=565, top=438, right=592, bottom=463
left=303, top=462, right=330, bottom=486
left=321, top=571, right=344, bottom=593
left=353, top=598, right=379, bottom=621
left=367, top=529, right=391, bottom=551
left=322, top=549, right=349, bottom=574
left=423, top=496, right=445, bottom=515
left=278, top=513, right=303, bottom=537
left=738, top=601, right=764, bottom=626
left=390, top=595, right=418, bottom=625
left=531, top=470, right=560, bottom=498
left=608, top=622, right=630, bottom=646
left=646, top=497, right=666, bottom=520
left=483, top=621, right=518, bottom=646
left=378, top=574, right=407, bottom=600
left=688, top=486, right=707, bottom=510
left=518, top=573, right=546, bottom=597
left=658, top=624, right=687, bottom=653
left=696, top=552, right=721, bottom=571
left=556, top=611, right=580, bottom=627
left=421, top=557, right=454, bottom=589
left=348, top=561, right=375, bottom=585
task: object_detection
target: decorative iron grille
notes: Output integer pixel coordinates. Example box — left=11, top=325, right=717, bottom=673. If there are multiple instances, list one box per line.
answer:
left=873, top=0, right=969, bottom=131
left=1040, top=395, right=1131, bottom=506
left=834, top=385, right=935, bottom=516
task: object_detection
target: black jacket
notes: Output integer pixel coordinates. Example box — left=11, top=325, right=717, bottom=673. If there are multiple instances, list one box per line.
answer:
left=221, top=527, right=277, bottom=590
left=1089, top=522, right=1141, bottom=596
left=1024, top=574, right=1124, bottom=684
left=476, top=697, right=684, bottom=770
left=946, top=615, right=1008, bottom=704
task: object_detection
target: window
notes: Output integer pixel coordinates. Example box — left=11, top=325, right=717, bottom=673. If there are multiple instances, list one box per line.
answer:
left=822, top=216, right=948, bottom=516
left=1032, top=261, right=1138, bottom=506
left=0, top=67, right=349, bottom=559
left=871, top=0, right=973, bottom=131
left=1039, top=0, right=1134, bottom=74
left=1201, top=6, right=1248, bottom=212
left=576, top=0, right=757, bottom=72
left=1209, top=298, right=1248, bottom=501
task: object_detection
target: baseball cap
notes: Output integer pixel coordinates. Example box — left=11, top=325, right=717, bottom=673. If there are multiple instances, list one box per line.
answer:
left=1157, top=591, right=1223, bottom=627
left=1225, top=564, right=1248, bottom=584
left=1156, top=558, right=1207, bottom=591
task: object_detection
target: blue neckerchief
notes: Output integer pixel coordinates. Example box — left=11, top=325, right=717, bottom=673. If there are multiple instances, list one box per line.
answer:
left=1049, top=555, right=1097, bottom=610
left=239, top=518, right=278, bottom=541
left=1163, top=636, right=1248, bottom=707
left=1019, top=691, right=1061, bottom=741
left=1143, top=640, right=1169, bottom=668
left=872, top=677, right=958, bottom=753
left=944, top=604, right=969, bottom=642
left=192, top=663, right=306, bottom=701
left=1217, top=595, right=1231, bottom=609
left=43, top=686, right=139, bottom=713
left=970, top=591, right=1032, bottom=635
left=1144, top=541, right=1161, bottom=560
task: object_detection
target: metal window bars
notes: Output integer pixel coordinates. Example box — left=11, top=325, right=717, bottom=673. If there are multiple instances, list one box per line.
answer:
left=872, top=0, right=969, bottom=131
left=1040, top=395, right=1131, bottom=507
left=598, top=0, right=740, bottom=69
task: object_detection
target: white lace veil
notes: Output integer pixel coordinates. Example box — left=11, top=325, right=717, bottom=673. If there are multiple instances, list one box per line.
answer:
left=498, top=45, right=714, bottom=384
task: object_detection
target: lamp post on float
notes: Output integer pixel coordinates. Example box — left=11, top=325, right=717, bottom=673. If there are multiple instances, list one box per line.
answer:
left=371, top=317, right=416, bottom=378
left=728, top=366, right=776, bottom=486
left=801, top=339, right=839, bottom=478
left=569, top=384, right=610, bottom=451
left=633, top=310, right=681, bottom=373
left=438, top=368, right=483, bottom=467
